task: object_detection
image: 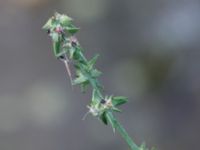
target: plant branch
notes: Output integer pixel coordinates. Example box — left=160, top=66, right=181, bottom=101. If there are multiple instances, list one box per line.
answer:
left=43, top=12, right=154, bottom=150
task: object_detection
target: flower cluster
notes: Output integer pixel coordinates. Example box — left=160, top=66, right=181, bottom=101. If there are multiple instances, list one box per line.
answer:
left=43, top=12, right=79, bottom=58
left=87, top=90, right=128, bottom=125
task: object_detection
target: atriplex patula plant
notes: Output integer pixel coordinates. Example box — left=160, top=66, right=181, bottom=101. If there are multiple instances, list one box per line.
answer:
left=43, top=12, right=155, bottom=150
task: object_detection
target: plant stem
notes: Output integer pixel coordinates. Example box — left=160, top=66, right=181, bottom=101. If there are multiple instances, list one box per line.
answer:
left=106, top=112, right=139, bottom=150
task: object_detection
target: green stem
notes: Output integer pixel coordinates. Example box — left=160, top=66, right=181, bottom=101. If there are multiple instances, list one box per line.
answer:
left=107, top=112, right=139, bottom=150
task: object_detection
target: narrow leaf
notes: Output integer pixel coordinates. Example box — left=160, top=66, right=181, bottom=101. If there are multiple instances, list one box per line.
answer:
left=69, top=47, right=76, bottom=59
left=66, top=25, right=79, bottom=34
left=73, top=74, right=88, bottom=85
left=92, top=89, right=101, bottom=102
left=88, top=54, right=99, bottom=70
left=91, top=69, right=102, bottom=78
left=80, top=81, right=89, bottom=92
left=100, top=112, right=108, bottom=125
left=53, top=41, right=61, bottom=57
left=60, top=15, right=73, bottom=26
left=105, top=112, right=116, bottom=133
left=42, top=18, right=53, bottom=30
left=112, top=96, right=128, bottom=106
left=112, top=107, right=122, bottom=113
left=51, top=32, right=59, bottom=42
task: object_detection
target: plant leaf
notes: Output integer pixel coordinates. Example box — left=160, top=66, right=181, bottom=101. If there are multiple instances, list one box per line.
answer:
left=42, top=18, right=53, bottom=30
left=105, top=112, right=116, bottom=132
left=112, top=96, right=128, bottom=106
left=112, top=107, right=122, bottom=113
left=73, top=73, right=88, bottom=85
left=100, top=112, right=108, bottom=125
left=88, top=54, right=99, bottom=70
left=66, top=25, right=79, bottom=34
left=69, top=47, right=76, bottom=59
left=80, top=81, right=89, bottom=93
left=60, top=14, right=73, bottom=26
left=53, top=41, right=61, bottom=57
left=92, top=89, right=101, bottom=102
left=51, top=32, right=59, bottom=42
left=91, top=69, right=102, bottom=78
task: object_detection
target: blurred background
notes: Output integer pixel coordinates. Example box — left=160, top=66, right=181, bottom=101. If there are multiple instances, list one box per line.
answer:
left=0, top=0, right=200, bottom=150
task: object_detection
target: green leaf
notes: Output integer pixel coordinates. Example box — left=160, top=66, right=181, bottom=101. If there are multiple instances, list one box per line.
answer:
left=69, top=47, right=76, bottom=59
left=73, top=73, right=88, bottom=85
left=90, top=69, right=102, bottom=78
left=92, top=89, right=101, bottom=102
left=61, top=46, right=69, bottom=55
left=105, top=112, right=116, bottom=132
left=51, top=32, right=63, bottom=58
left=112, top=96, right=128, bottom=106
left=100, top=112, right=108, bottom=125
left=60, top=14, right=73, bottom=26
left=42, top=18, right=53, bottom=30
left=112, top=107, right=122, bottom=113
left=66, top=25, right=79, bottom=34
left=53, top=41, right=61, bottom=57
left=88, top=54, right=99, bottom=70
left=51, top=32, right=59, bottom=42
left=80, top=81, right=89, bottom=93
left=72, top=48, right=83, bottom=61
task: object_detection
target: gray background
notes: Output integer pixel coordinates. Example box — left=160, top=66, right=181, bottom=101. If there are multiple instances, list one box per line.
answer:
left=0, top=0, right=200, bottom=150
